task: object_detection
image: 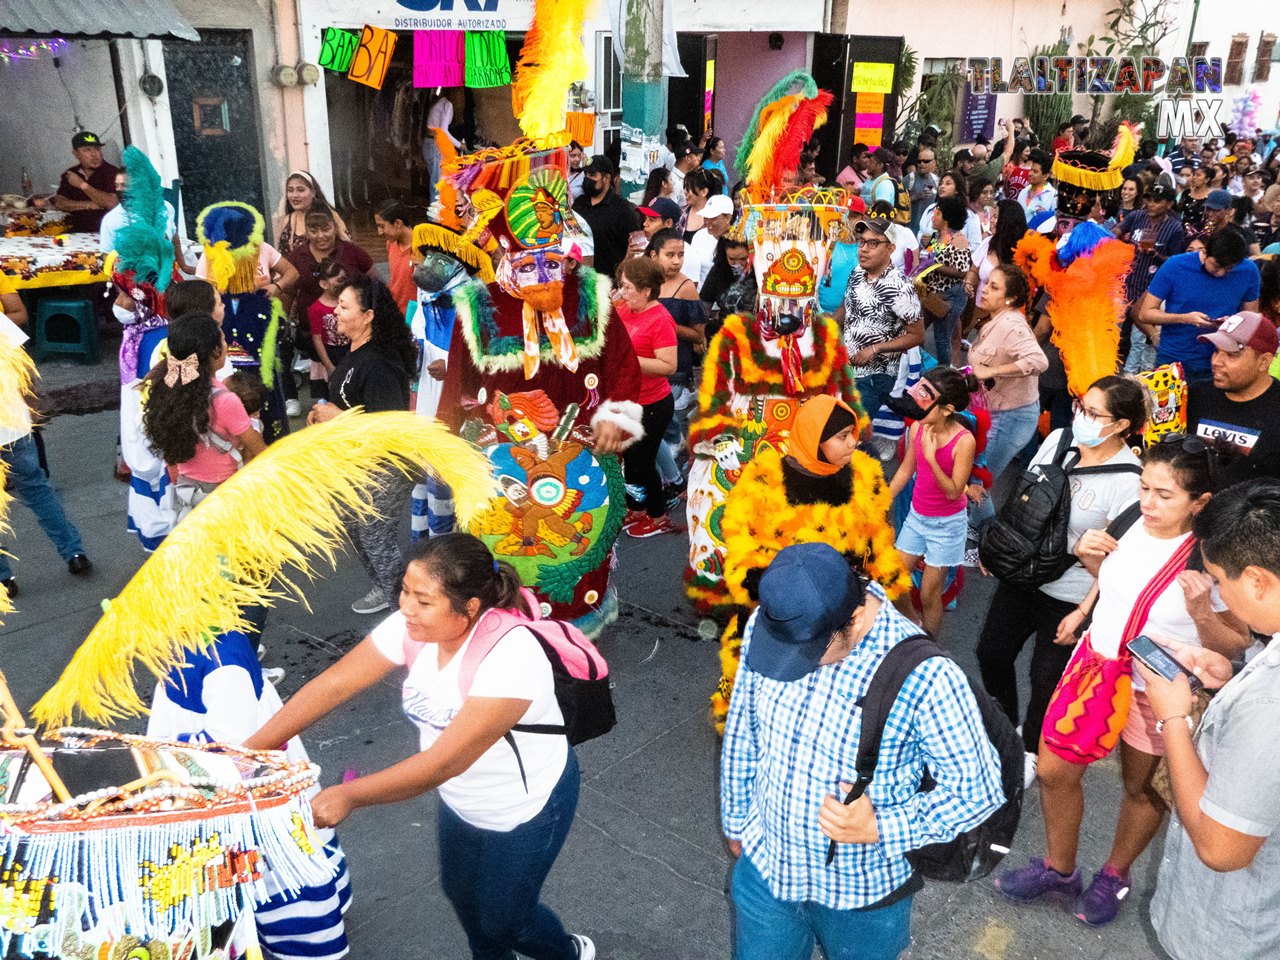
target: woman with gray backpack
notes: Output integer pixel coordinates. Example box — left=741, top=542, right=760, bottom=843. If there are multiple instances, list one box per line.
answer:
left=975, top=375, right=1146, bottom=787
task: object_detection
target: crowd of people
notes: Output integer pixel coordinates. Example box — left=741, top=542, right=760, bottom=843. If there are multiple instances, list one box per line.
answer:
left=6, top=100, right=1280, bottom=960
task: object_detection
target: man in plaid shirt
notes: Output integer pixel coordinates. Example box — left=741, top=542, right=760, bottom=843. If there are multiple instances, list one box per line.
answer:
left=720, top=543, right=1004, bottom=959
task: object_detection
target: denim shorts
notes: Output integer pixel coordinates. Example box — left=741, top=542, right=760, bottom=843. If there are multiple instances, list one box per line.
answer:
left=897, top=507, right=968, bottom=568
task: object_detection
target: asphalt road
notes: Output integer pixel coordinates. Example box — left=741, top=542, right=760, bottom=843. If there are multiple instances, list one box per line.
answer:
left=1, top=410, right=1173, bottom=959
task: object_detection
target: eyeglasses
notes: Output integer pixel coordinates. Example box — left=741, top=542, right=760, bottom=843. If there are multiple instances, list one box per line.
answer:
left=858, top=238, right=890, bottom=249
left=1071, top=399, right=1114, bottom=424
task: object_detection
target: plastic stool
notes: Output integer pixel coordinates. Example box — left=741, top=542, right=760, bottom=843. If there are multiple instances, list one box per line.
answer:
left=34, top=297, right=99, bottom=364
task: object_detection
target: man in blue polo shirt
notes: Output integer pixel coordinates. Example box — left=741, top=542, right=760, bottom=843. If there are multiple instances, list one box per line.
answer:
left=1137, top=227, right=1261, bottom=380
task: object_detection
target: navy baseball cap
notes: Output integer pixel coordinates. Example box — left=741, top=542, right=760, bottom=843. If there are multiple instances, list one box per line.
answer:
left=1204, top=189, right=1233, bottom=210
left=746, top=543, right=865, bottom=681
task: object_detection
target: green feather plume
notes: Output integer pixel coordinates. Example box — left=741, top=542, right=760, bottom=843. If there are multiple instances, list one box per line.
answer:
left=114, top=146, right=175, bottom=292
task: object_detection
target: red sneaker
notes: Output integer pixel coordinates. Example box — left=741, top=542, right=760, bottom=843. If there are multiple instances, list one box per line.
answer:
left=622, top=509, right=647, bottom=530
left=626, top=515, right=686, bottom=538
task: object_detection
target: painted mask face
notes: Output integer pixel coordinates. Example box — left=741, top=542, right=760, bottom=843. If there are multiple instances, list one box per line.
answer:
left=746, top=201, right=841, bottom=338
left=505, top=249, right=565, bottom=312
left=412, top=251, right=467, bottom=294
left=761, top=246, right=818, bottom=298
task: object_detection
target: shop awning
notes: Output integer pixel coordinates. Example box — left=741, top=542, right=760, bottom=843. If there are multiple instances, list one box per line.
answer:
left=1, top=0, right=200, bottom=41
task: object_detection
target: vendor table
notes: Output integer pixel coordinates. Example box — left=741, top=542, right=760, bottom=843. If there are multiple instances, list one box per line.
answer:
left=0, top=204, right=67, bottom=237
left=0, top=232, right=107, bottom=289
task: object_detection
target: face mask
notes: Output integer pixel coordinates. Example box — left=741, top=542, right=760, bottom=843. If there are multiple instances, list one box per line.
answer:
left=580, top=177, right=601, bottom=198
left=216, top=356, right=235, bottom=380
left=1071, top=412, right=1110, bottom=447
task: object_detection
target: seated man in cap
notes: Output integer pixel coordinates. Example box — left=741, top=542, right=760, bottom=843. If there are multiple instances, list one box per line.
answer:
left=720, top=542, right=1004, bottom=960
left=1187, top=311, right=1280, bottom=487
left=53, top=131, right=119, bottom=233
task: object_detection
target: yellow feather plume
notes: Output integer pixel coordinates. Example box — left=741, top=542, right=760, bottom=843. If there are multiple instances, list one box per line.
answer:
left=745, top=94, right=804, bottom=187
left=512, top=0, right=588, bottom=141
left=33, top=410, right=497, bottom=727
left=0, top=335, right=36, bottom=624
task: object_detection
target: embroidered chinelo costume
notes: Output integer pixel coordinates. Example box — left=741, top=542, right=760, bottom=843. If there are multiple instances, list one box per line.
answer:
left=108, top=146, right=177, bottom=551
left=436, top=7, right=641, bottom=637
left=685, top=74, right=862, bottom=615
left=196, top=201, right=290, bottom=443
left=1, top=409, right=495, bottom=960
left=707, top=396, right=910, bottom=730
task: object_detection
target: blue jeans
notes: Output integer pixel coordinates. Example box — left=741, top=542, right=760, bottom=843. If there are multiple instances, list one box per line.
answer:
left=0, top=433, right=84, bottom=581
left=438, top=750, right=580, bottom=960
left=930, top=283, right=968, bottom=367
left=970, top=401, right=1041, bottom=529
left=856, top=373, right=896, bottom=421
left=731, top=853, right=913, bottom=960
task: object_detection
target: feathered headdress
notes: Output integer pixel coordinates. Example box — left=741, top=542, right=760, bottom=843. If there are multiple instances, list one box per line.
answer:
left=0, top=335, right=36, bottom=624
left=196, top=201, right=267, bottom=295
left=511, top=0, right=587, bottom=142
left=112, top=146, right=175, bottom=297
left=735, top=71, right=833, bottom=201
left=33, top=410, right=497, bottom=727
left=1014, top=230, right=1133, bottom=398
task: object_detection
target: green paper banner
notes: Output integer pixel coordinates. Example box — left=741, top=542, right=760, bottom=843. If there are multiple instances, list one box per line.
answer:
left=465, top=31, right=512, bottom=88
left=318, top=27, right=358, bottom=73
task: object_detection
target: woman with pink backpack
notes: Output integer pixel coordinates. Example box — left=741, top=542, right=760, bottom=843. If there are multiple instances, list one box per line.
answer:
left=246, top=533, right=607, bottom=960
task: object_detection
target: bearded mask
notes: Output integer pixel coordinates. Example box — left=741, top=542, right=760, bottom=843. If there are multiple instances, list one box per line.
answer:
left=499, top=248, right=565, bottom=312
left=413, top=251, right=468, bottom=294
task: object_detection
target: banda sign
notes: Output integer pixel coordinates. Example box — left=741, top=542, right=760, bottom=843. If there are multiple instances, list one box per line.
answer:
left=318, top=27, right=358, bottom=72
left=348, top=24, right=398, bottom=89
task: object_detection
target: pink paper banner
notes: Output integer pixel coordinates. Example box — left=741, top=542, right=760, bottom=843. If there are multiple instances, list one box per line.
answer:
left=854, top=111, right=884, bottom=128
left=413, top=30, right=464, bottom=88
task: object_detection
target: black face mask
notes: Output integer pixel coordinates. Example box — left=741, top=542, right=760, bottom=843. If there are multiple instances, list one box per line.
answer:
left=580, top=177, right=601, bottom=198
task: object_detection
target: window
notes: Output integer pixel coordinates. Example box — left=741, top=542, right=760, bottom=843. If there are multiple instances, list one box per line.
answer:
left=1225, top=34, right=1248, bottom=86
left=1255, top=33, right=1276, bottom=83
left=595, top=33, right=623, bottom=152
left=1188, top=41, right=1208, bottom=60
left=921, top=57, right=962, bottom=93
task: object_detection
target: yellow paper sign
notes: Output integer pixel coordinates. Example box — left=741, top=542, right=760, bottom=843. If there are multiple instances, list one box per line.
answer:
left=348, top=25, right=397, bottom=90
left=851, top=62, right=895, bottom=94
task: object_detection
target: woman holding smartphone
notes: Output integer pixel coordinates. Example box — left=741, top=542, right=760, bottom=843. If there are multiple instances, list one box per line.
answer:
left=995, top=437, right=1249, bottom=928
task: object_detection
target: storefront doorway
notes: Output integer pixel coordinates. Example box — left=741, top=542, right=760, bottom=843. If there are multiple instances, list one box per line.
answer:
left=163, top=29, right=266, bottom=234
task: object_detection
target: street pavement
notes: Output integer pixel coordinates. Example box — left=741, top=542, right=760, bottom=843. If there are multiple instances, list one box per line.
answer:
left=2, top=409, right=1173, bottom=959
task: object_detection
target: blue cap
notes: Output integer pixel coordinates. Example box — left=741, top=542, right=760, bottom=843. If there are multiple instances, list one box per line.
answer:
left=639, top=196, right=682, bottom=224
left=1205, top=188, right=1233, bottom=211
left=746, top=543, right=864, bottom=681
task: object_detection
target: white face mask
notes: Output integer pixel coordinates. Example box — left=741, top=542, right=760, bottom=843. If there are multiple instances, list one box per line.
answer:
left=215, top=356, right=235, bottom=380
left=250, top=417, right=263, bottom=434
left=1071, top=411, right=1110, bottom=447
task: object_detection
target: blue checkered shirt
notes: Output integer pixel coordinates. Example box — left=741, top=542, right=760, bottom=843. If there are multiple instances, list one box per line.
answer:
left=720, top=583, right=1006, bottom=909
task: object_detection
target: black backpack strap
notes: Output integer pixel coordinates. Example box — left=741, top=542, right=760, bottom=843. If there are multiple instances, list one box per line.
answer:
left=1070, top=463, right=1143, bottom=478
left=509, top=620, right=570, bottom=737
left=826, top=634, right=944, bottom=865
left=503, top=731, right=531, bottom=793
left=1052, top=429, right=1079, bottom=469
left=1106, top=501, right=1143, bottom=540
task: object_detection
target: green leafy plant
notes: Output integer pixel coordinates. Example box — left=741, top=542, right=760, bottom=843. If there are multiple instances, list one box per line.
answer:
left=895, top=55, right=963, bottom=159
left=1024, top=40, right=1075, bottom=148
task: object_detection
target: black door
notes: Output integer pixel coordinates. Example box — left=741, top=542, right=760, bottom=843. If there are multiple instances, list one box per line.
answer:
left=163, top=30, right=266, bottom=235
left=667, top=34, right=710, bottom=140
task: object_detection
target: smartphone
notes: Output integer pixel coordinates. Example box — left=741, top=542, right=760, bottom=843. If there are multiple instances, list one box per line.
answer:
left=1127, top=635, right=1203, bottom=692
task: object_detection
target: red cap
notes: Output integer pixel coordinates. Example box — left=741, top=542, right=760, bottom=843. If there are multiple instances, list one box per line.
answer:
left=845, top=196, right=867, bottom=214
left=1197, top=312, right=1279, bottom=355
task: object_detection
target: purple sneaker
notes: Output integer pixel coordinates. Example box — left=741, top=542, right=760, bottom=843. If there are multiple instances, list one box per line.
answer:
left=995, top=858, right=1083, bottom=904
left=1074, top=866, right=1131, bottom=926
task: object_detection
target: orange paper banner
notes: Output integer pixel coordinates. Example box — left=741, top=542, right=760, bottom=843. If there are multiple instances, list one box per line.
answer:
left=348, top=25, right=397, bottom=90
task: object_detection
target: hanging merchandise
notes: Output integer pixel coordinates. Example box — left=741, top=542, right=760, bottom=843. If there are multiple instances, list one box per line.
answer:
left=347, top=24, right=397, bottom=91
left=565, top=111, right=596, bottom=146
left=414, top=30, right=465, bottom=88
left=511, top=0, right=588, bottom=140
left=464, top=31, right=512, bottom=88
left=318, top=27, right=359, bottom=74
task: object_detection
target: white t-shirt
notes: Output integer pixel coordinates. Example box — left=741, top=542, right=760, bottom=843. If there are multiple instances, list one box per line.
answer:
left=1091, top=523, right=1225, bottom=688
left=99, top=200, right=177, bottom=253
left=370, top=611, right=567, bottom=831
left=686, top=228, right=718, bottom=288
left=1030, top=430, right=1142, bottom=604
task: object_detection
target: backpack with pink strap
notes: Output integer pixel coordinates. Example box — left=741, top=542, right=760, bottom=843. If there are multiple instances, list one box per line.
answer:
left=402, top=587, right=616, bottom=746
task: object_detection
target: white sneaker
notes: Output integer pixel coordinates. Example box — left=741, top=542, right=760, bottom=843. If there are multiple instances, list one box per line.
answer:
left=570, top=934, right=596, bottom=960
left=285, top=399, right=303, bottom=417
left=352, top=587, right=389, bottom=614
left=263, top=667, right=286, bottom=684
left=1023, top=751, right=1038, bottom=791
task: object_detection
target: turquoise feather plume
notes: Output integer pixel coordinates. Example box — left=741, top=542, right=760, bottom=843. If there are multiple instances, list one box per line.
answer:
left=114, top=145, right=175, bottom=292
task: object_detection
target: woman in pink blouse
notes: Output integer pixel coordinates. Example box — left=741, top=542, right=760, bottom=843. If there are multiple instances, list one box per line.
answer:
left=968, top=263, right=1048, bottom=530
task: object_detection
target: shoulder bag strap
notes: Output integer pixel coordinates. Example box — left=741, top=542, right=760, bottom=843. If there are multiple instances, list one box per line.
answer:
left=826, top=634, right=942, bottom=865
left=1119, top=535, right=1197, bottom=644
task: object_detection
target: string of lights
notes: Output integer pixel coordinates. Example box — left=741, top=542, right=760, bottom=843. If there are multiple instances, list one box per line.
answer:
left=0, top=38, right=69, bottom=64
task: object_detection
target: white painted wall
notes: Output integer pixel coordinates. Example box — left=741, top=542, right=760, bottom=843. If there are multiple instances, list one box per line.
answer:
left=0, top=40, right=122, bottom=196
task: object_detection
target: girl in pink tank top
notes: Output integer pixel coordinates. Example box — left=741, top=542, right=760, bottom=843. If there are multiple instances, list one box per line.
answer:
left=887, top=367, right=979, bottom=636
